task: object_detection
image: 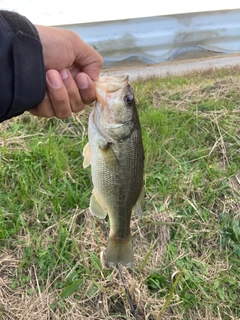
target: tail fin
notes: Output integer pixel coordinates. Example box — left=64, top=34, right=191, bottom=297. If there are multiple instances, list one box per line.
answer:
left=106, top=235, right=133, bottom=267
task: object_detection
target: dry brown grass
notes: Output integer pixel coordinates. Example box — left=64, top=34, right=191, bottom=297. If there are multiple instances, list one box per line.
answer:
left=0, top=207, right=172, bottom=320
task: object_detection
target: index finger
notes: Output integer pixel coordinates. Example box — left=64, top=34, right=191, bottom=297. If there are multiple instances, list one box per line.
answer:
left=72, top=36, right=103, bottom=80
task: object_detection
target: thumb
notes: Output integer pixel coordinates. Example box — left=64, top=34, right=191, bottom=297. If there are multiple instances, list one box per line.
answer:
left=73, top=37, right=103, bottom=81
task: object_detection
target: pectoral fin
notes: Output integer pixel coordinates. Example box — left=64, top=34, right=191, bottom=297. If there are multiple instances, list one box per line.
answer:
left=83, top=142, right=91, bottom=168
left=133, top=185, right=144, bottom=219
left=90, top=191, right=107, bottom=219
left=101, top=144, right=120, bottom=169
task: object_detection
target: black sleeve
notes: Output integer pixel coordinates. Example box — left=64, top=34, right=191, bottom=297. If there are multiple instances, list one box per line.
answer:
left=0, top=10, right=46, bottom=122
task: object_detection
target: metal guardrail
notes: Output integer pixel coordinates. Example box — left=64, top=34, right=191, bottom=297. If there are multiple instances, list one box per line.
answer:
left=61, top=9, right=240, bottom=67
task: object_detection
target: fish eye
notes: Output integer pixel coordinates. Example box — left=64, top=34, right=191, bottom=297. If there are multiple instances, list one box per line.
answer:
left=124, top=94, right=133, bottom=104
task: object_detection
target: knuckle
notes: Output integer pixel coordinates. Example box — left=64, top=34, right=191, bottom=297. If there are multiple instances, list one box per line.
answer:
left=81, top=91, right=95, bottom=105
left=58, top=111, right=71, bottom=119
left=50, top=92, right=66, bottom=103
left=55, top=107, right=71, bottom=119
left=97, top=54, right=104, bottom=68
left=67, top=85, right=78, bottom=96
left=71, top=100, right=85, bottom=113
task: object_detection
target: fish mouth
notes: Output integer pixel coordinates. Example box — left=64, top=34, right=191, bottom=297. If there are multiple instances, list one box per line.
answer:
left=94, top=74, right=129, bottom=108
left=95, top=74, right=129, bottom=92
left=92, top=74, right=131, bottom=142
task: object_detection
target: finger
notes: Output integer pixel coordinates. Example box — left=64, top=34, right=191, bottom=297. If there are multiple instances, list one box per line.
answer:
left=75, top=72, right=97, bottom=105
left=59, top=69, right=85, bottom=113
left=80, top=52, right=103, bottom=81
left=29, top=92, right=55, bottom=118
left=46, top=70, right=72, bottom=119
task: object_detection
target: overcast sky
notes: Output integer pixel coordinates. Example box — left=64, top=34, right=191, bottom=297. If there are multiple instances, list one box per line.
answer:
left=0, top=0, right=239, bottom=25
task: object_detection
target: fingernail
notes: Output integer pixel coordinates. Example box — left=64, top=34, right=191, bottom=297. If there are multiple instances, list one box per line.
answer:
left=60, top=69, right=69, bottom=80
left=47, top=72, right=62, bottom=88
left=76, top=73, right=88, bottom=89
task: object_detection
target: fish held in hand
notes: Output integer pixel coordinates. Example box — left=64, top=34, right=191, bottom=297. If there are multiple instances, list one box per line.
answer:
left=83, top=74, right=144, bottom=267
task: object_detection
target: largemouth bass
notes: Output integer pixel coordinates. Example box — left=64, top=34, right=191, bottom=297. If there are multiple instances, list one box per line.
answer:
left=83, top=74, right=144, bottom=267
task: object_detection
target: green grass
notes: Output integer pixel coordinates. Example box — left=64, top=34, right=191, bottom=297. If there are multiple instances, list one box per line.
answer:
left=0, top=67, right=240, bottom=319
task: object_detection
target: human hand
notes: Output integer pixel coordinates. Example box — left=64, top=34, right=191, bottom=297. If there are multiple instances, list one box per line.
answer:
left=30, top=25, right=103, bottom=119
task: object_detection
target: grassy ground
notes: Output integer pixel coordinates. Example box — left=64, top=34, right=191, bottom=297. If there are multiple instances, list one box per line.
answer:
left=0, top=67, right=239, bottom=320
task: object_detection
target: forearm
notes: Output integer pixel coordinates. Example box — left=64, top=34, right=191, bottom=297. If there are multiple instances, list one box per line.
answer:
left=0, top=10, right=46, bottom=122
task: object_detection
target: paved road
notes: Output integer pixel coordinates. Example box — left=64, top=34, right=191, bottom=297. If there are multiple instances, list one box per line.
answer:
left=102, top=53, right=240, bottom=81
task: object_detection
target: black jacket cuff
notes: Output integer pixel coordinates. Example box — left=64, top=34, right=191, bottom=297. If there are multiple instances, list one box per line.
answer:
left=0, top=11, right=46, bottom=122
